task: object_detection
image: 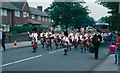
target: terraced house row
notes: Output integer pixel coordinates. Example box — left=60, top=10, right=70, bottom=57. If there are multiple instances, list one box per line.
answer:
left=0, top=0, right=51, bottom=32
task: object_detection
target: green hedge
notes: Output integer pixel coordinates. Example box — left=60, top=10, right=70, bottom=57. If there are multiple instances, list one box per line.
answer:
left=11, top=26, right=48, bottom=34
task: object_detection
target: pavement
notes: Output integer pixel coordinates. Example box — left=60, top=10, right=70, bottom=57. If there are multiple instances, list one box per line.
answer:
left=0, top=41, right=119, bottom=71
left=5, top=41, right=31, bottom=49
left=4, top=41, right=41, bottom=50
left=93, top=54, right=118, bottom=71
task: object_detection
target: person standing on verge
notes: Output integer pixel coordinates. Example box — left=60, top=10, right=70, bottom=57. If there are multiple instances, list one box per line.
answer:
left=2, top=29, right=6, bottom=51
left=92, top=29, right=102, bottom=60
left=29, top=28, right=38, bottom=52
left=115, top=32, right=120, bottom=65
left=0, top=28, right=2, bottom=51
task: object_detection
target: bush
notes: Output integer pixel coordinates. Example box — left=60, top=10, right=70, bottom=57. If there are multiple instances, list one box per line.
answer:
left=11, top=26, right=48, bottom=34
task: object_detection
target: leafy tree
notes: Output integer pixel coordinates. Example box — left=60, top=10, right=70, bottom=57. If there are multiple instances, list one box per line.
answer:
left=100, top=2, right=119, bottom=31
left=47, top=2, right=95, bottom=30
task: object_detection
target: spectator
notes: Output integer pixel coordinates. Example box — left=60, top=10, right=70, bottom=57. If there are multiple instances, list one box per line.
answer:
left=2, top=29, right=6, bottom=51
left=115, top=32, right=120, bottom=64
left=109, top=43, right=116, bottom=54
left=0, top=28, right=2, bottom=51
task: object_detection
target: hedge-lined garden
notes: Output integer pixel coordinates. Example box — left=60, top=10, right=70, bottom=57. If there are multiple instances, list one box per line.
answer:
left=11, top=26, right=48, bottom=34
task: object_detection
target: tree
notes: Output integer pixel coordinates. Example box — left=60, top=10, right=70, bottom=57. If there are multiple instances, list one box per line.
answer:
left=47, top=2, right=95, bottom=30
left=100, top=2, right=119, bottom=31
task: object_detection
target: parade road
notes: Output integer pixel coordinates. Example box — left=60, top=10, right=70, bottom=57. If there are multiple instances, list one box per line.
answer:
left=2, top=43, right=109, bottom=71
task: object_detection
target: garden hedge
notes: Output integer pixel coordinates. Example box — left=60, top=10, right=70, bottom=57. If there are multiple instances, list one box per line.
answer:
left=11, top=26, right=48, bottom=34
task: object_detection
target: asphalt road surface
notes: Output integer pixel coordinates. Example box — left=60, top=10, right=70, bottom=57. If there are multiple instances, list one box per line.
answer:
left=2, top=43, right=110, bottom=71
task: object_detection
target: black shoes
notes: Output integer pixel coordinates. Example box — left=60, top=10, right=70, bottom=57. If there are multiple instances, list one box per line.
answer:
left=95, top=58, right=98, bottom=60
left=64, top=53, right=68, bottom=55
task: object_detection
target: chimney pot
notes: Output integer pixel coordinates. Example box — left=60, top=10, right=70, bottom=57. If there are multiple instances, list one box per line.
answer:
left=37, top=6, right=42, bottom=11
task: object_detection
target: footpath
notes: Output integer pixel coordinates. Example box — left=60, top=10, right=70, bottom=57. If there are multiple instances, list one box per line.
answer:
left=93, top=54, right=119, bottom=72
left=5, top=41, right=32, bottom=49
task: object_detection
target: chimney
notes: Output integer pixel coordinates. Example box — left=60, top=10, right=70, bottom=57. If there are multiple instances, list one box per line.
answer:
left=44, top=9, right=49, bottom=14
left=37, top=6, right=42, bottom=11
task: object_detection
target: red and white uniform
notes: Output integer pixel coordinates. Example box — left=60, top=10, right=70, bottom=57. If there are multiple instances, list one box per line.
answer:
left=72, top=34, right=78, bottom=48
left=63, top=36, right=70, bottom=49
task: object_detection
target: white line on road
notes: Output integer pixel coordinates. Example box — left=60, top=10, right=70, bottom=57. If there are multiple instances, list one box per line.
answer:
left=1, top=55, right=42, bottom=67
left=49, top=49, right=64, bottom=54
left=2, top=48, right=69, bottom=67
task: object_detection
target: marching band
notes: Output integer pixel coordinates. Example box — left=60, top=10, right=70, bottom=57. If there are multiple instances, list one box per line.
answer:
left=38, top=29, right=94, bottom=55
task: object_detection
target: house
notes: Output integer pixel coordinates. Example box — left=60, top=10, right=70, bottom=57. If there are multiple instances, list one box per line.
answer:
left=29, top=6, right=51, bottom=26
left=0, top=0, right=51, bottom=32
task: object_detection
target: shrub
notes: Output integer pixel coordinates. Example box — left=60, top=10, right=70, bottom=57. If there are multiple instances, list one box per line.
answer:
left=11, top=26, right=48, bottom=34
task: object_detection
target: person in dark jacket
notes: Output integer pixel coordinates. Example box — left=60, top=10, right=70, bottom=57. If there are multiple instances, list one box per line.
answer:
left=92, top=29, right=102, bottom=60
left=2, top=31, right=6, bottom=51
left=64, top=30, right=68, bottom=37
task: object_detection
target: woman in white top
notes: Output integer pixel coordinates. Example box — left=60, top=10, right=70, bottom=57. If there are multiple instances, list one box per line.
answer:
left=29, top=28, right=38, bottom=52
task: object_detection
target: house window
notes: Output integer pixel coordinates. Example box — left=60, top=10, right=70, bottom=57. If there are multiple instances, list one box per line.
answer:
left=26, top=13, right=29, bottom=18
left=46, top=17, right=47, bottom=21
left=1, top=9, right=7, bottom=16
left=23, top=12, right=29, bottom=18
left=42, top=17, right=45, bottom=21
left=38, top=16, right=41, bottom=20
left=32, top=15, right=35, bottom=19
left=2, top=24, right=10, bottom=32
left=15, top=11, right=20, bottom=17
left=23, top=12, right=26, bottom=18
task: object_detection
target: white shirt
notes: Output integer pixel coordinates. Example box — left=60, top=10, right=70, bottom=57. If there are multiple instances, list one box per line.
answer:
left=45, top=32, right=52, bottom=38
left=29, top=33, right=38, bottom=42
left=69, top=33, right=73, bottom=37
left=63, top=36, right=69, bottom=43
left=40, top=33, right=44, bottom=37
left=72, top=34, right=78, bottom=41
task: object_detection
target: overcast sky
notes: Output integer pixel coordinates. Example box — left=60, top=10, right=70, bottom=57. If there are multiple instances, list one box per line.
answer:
left=27, top=0, right=111, bottom=21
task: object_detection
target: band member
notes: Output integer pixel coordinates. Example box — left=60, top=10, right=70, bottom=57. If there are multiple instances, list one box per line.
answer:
left=78, top=35, right=82, bottom=50
left=86, top=33, right=92, bottom=50
left=46, top=30, right=52, bottom=50
left=72, top=32, right=78, bottom=49
left=54, top=33, right=59, bottom=49
left=40, top=31, right=46, bottom=48
left=68, top=35, right=72, bottom=50
left=80, top=34, right=87, bottom=53
left=29, top=28, right=38, bottom=52
left=60, top=35, right=64, bottom=48
left=63, top=36, right=70, bottom=55
left=68, top=31, right=73, bottom=50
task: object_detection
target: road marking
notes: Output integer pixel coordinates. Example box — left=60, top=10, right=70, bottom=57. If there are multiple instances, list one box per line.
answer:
left=1, top=55, right=42, bottom=67
left=49, top=49, right=64, bottom=54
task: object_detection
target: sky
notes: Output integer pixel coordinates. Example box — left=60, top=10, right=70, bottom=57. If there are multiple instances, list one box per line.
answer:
left=25, top=0, right=111, bottom=21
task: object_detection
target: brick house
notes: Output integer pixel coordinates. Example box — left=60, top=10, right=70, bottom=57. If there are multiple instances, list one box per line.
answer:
left=0, top=0, right=51, bottom=32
